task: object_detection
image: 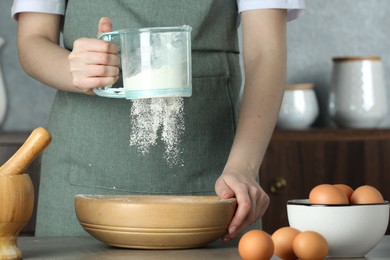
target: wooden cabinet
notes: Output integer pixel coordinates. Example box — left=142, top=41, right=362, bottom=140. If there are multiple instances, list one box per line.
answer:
left=259, top=129, right=390, bottom=235
left=0, top=132, right=41, bottom=236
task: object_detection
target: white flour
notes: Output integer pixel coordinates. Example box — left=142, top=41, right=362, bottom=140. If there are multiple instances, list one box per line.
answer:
left=124, top=64, right=186, bottom=91
left=129, top=97, right=185, bottom=167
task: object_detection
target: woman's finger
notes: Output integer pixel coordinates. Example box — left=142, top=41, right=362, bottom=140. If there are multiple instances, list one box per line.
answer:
left=72, top=75, right=119, bottom=89
left=98, top=17, right=112, bottom=35
left=257, top=191, right=270, bottom=219
left=70, top=50, right=120, bottom=66
left=227, top=184, right=252, bottom=234
left=81, top=64, right=119, bottom=77
left=72, top=38, right=118, bottom=54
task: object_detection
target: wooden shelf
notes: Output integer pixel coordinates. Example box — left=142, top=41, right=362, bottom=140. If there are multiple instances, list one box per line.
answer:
left=271, top=128, right=390, bottom=141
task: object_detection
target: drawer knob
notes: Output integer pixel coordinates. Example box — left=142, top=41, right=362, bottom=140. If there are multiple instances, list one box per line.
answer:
left=269, top=177, right=286, bottom=194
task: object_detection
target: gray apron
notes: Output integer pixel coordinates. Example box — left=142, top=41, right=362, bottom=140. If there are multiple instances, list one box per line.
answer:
left=36, top=0, right=243, bottom=236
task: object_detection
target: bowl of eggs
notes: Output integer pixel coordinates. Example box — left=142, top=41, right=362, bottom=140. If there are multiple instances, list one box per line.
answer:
left=287, top=184, right=389, bottom=257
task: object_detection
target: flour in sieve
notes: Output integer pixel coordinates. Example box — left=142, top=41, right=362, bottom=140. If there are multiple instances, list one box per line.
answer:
left=129, top=97, right=185, bottom=166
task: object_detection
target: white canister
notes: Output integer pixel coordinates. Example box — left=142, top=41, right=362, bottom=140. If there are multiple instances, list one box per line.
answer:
left=277, top=83, right=319, bottom=129
left=329, top=56, right=387, bottom=128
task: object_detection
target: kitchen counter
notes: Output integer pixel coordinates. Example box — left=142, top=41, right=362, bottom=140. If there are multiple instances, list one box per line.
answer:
left=17, top=236, right=390, bottom=259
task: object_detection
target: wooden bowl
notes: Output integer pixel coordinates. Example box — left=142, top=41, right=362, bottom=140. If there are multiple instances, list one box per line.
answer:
left=74, top=195, right=237, bottom=249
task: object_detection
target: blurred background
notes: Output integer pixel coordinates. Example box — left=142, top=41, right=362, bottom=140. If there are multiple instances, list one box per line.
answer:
left=0, top=0, right=389, bottom=130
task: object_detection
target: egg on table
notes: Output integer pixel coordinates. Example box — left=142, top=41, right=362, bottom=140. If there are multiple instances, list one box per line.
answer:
left=293, top=231, right=328, bottom=260
left=238, top=230, right=274, bottom=260
left=271, top=226, right=300, bottom=260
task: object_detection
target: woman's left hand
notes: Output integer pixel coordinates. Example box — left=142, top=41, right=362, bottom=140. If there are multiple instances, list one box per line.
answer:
left=215, top=168, right=270, bottom=242
left=214, top=8, right=287, bottom=243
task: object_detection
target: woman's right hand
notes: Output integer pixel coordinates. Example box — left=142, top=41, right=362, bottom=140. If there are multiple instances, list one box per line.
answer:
left=68, top=17, right=120, bottom=94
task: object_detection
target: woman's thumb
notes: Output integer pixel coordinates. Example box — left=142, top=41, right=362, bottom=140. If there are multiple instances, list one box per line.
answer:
left=215, top=180, right=235, bottom=199
left=98, top=17, right=113, bottom=35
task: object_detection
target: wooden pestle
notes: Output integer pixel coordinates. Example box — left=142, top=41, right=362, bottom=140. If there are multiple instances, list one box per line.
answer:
left=0, top=127, right=51, bottom=176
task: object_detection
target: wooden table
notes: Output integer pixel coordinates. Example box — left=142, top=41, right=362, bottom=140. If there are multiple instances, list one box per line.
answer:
left=17, top=236, right=390, bottom=259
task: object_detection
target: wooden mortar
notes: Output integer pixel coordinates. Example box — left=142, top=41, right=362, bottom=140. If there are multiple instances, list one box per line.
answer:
left=0, top=174, right=34, bottom=260
left=0, top=127, right=51, bottom=259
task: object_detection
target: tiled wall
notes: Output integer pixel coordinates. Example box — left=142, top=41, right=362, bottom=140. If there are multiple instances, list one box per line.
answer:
left=0, top=0, right=389, bottom=130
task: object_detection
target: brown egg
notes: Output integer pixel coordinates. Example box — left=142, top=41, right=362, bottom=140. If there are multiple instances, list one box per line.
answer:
left=272, top=226, right=300, bottom=260
left=350, top=185, right=384, bottom=204
left=309, top=184, right=349, bottom=205
left=238, top=230, right=274, bottom=260
left=333, top=184, right=354, bottom=201
left=293, top=231, right=328, bottom=260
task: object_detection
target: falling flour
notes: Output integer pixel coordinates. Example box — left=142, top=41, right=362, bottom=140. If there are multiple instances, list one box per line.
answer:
left=129, top=97, right=185, bottom=167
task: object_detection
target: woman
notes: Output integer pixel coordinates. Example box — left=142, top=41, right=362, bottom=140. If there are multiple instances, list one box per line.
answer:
left=12, top=0, right=304, bottom=242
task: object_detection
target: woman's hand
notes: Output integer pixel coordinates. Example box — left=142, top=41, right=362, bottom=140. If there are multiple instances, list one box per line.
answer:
left=17, top=14, right=120, bottom=93
left=215, top=167, right=270, bottom=242
left=68, top=17, right=120, bottom=94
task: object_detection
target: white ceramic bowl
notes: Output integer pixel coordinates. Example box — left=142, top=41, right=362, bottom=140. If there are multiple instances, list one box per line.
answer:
left=287, top=199, right=389, bottom=257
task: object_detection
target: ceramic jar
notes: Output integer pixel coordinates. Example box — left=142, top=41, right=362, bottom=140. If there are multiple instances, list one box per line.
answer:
left=328, top=56, right=387, bottom=128
left=0, top=36, right=6, bottom=127
left=277, top=83, right=319, bottom=129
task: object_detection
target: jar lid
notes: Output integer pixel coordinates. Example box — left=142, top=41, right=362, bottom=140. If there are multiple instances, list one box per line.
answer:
left=332, top=56, right=381, bottom=62
left=286, top=83, right=314, bottom=91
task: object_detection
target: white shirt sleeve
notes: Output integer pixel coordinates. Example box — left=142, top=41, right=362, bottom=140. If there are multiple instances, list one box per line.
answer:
left=11, top=0, right=305, bottom=22
left=237, top=0, right=305, bottom=21
left=11, top=0, right=66, bottom=20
